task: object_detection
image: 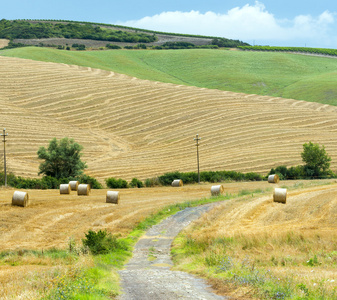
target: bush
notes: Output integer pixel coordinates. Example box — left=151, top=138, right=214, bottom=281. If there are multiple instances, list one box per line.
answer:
left=0, top=172, right=102, bottom=189
left=158, top=171, right=182, bottom=186
left=129, top=178, right=144, bottom=188
left=105, top=177, right=128, bottom=188
left=82, top=229, right=126, bottom=255
left=144, top=177, right=161, bottom=187
left=158, top=170, right=262, bottom=186
left=268, top=164, right=335, bottom=180
left=77, top=174, right=103, bottom=189
left=106, top=43, right=121, bottom=49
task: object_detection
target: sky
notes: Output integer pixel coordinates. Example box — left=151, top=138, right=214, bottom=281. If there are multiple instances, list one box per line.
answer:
left=2, top=0, right=337, bottom=48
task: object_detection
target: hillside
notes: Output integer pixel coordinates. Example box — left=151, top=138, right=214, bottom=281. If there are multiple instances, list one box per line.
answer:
left=0, top=19, right=248, bottom=49
left=1, top=55, right=337, bottom=181
left=2, top=47, right=337, bottom=106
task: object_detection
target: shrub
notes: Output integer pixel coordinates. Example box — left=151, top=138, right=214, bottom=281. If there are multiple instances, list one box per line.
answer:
left=144, top=177, right=161, bottom=187
left=0, top=172, right=102, bottom=189
left=244, top=172, right=263, bottom=181
left=158, top=171, right=182, bottom=186
left=77, top=174, right=103, bottom=189
left=82, top=229, right=125, bottom=255
left=105, top=177, right=128, bottom=188
left=129, top=178, right=144, bottom=188
left=106, top=43, right=121, bottom=49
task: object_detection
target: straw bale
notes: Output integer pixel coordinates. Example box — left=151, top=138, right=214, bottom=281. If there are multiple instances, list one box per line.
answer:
left=12, top=191, right=29, bottom=207
left=60, top=184, right=71, bottom=194
left=172, top=179, right=183, bottom=187
left=268, top=174, right=280, bottom=183
left=69, top=181, right=79, bottom=191
left=211, top=185, right=224, bottom=196
left=106, top=191, right=120, bottom=204
left=77, top=184, right=90, bottom=196
left=273, top=188, right=287, bottom=204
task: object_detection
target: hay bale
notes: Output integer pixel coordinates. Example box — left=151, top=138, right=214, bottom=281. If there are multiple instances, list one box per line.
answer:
left=69, top=181, right=79, bottom=191
left=12, top=191, right=29, bottom=207
left=77, top=184, right=90, bottom=196
left=60, top=184, right=71, bottom=194
left=273, top=188, right=287, bottom=204
left=106, top=191, right=120, bottom=204
left=268, top=174, right=280, bottom=183
left=211, top=185, right=224, bottom=196
left=172, top=179, right=183, bottom=187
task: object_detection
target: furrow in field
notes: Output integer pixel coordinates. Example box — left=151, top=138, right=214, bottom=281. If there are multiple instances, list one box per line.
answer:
left=2, top=56, right=337, bottom=180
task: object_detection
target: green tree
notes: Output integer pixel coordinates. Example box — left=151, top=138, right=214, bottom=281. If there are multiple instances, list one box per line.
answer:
left=301, top=142, right=331, bottom=178
left=37, top=137, right=87, bottom=179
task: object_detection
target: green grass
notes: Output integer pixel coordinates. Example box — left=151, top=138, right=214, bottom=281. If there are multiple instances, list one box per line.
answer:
left=2, top=47, right=337, bottom=105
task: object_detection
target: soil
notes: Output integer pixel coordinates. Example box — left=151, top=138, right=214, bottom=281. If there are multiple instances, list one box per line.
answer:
left=118, top=204, right=228, bottom=300
left=0, top=39, right=9, bottom=48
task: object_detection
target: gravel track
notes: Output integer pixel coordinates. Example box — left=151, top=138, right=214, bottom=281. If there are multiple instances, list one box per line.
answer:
left=118, top=204, right=228, bottom=300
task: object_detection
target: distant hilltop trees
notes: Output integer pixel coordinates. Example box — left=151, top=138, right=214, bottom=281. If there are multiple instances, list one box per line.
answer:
left=0, top=19, right=157, bottom=43
left=0, top=19, right=250, bottom=49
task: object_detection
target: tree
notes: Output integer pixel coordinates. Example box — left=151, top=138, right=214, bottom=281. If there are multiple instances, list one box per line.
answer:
left=301, top=142, right=331, bottom=178
left=37, top=137, right=87, bottom=179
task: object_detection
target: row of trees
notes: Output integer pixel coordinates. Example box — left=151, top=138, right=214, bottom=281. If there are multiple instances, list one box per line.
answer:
left=269, top=142, right=332, bottom=179
left=238, top=45, right=337, bottom=56
left=0, top=138, right=333, bottom=189
left=0, top=19, right=157, bottom=43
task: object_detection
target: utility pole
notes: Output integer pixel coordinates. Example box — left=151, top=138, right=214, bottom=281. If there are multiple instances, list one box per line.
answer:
left=1, top=128, right=8, bottom=187
left=194, top=134, right=201, bottom=184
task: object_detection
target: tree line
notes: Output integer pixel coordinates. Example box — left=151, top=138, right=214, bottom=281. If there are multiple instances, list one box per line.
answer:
left=238, top=45, right=337, bottom=56
left=1, top=138, right=333, bottom=189
left=0, top=19, right=157, bottom=43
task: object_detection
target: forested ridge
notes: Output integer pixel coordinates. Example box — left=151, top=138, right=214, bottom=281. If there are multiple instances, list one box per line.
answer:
left=0, top=19, right=157, bottom=43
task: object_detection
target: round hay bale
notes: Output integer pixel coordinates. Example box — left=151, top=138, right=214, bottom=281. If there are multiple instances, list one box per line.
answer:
left=273, top=188, right=287, bottom=204
left=12, top=191, right=29, bottom=207
left=60, top=184, right=71, bottom=194
left=77, top=184, right=90, bottom=196
left=69, top=181, right=79, bottom=191
left=106, top=191, right=120, bottom=204
left=268, top=174, right=280, bottom=184
left=172, top=179, right=183, bottom=187
left=211, top=185, right=224, bottom=196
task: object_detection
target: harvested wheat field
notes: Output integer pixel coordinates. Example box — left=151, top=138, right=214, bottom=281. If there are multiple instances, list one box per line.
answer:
left=1, top=56, right=337, bottom=182
left=177, top=181, right=337, bottom=298
left=0, top=180, right=331, bottom=251
left=0, top=180, right=336, bottom=299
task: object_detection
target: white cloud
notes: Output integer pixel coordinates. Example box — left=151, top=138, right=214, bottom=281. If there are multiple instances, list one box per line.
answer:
left=117, top=1, right=336, bottom=47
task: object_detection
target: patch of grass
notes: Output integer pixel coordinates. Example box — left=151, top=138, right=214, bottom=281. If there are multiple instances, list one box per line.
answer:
left=172, top=220, right=337, bottom=299
left=3, top=47, right=337, bottom=105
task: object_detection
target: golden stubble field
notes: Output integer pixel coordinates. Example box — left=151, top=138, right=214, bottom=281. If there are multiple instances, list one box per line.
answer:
left=0, top=180, right=336, bottom=299
left=0, top=55, right=337, bottom=298
left=1, top=56, right=337, bottom=182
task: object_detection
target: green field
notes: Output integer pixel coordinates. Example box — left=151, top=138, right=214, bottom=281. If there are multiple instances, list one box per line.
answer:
left=2, top=47, right=337, bottom=105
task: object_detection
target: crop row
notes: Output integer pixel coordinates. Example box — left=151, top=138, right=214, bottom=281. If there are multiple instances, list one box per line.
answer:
left=238, top=45, right=337, bottom=56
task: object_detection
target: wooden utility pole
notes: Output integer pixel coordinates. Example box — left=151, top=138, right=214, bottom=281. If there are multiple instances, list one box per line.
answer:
left=194, top=134, right=201, bottom=184
left=1, top=128, right=8, bottom=187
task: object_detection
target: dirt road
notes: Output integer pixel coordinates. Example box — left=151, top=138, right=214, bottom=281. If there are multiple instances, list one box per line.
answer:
left=118, top=204, right=227, bottom=300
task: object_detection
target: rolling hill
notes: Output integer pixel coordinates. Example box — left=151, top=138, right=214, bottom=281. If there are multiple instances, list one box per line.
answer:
left=2, top=47, right=337, bottom=106
left=1, top=55, right=337, bottom=182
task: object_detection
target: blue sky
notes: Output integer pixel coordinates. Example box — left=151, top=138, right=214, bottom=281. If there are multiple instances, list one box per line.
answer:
left=2, top=1, right=337, bottom=48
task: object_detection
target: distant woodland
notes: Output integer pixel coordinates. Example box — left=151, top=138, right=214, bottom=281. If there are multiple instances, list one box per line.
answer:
left=0, top=19, right=157, bottom=43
